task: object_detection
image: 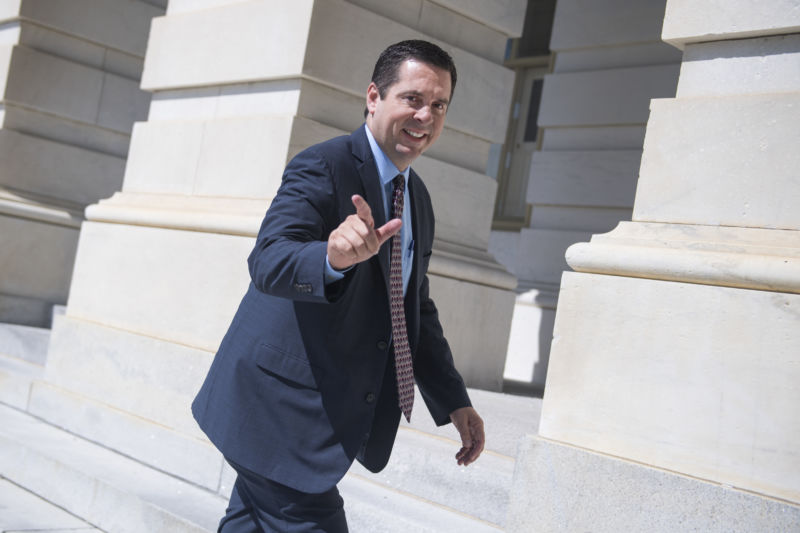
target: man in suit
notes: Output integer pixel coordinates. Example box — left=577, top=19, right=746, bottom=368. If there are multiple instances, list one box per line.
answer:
left=192, top=39, right=485, bottom=532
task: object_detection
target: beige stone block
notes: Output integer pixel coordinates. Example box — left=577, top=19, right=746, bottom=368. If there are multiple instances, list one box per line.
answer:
left=144, top=0, right=513, bottom=143
left=538, top=64, right=680, bottom=127
left=428, top=274, right=515, bottom=391
left=3, top=45, right=147, bottom=133
left=85, top=192, right=265, bottom=237
left=634, top=95, right=800, bottom=230
left=541, top=125, right=648, bottom=151
left=66, top=222, right=253, bottom=352
left=528, top=150, right=641, bottom=208
left=5, top=45, right=104, bottom=123
left=45, top=314, right=214, bottom=439
left=0, top=213, right=78, bottom=303
left=0, top=42, right=12, bottom=89
left=541, top=271, right=800, bottom=503
left=553, top=42, right=682, bottom=73
left=195, top=116, right=299, bottom=198
left=0, top=129, right=125, bottom=206
left=677, top=34, right=800, bottom=97
left=663, top=0, right=800, bottom=49
left=566, top=222, right=800, bottom=295
left=18, top=0, right=163, bottom=55
left=488, top=229, right=520, bottom=278
left=141, top=0, right=313, bottom=90
left=304, top=0, right=514, bottom=142
left=416, top=1, right=509, bottom=63
left=147, top=86, right=223, bottom=120
left=551, top=0, right=669, bottom=51
left=515, top=228, right=589, bottom=285
left=529, top=205, right=632, bottom=234
left=347, top=0, right=510, bottom=63
left=166, top=0, right=246, bottom=15
left=96, top=72, right=151, bottom=133
left=123, top=121, right=205, bottom=194
left=434, top=0, right=526, bottom=35
left=123, top=116, right=293, bottom=198
left=414, top=156, right=496, bottom=249
left=2, top=103, right=132, bottom=157
left=0, top=2, right=22, bottom=20
left=18, top=21, right=104, bottom=69
left=502, top=291, right=555, bottom=389
left=147, top=80, right=302, bottom=121
left=508, top=436, right=800, bottom=532
left=101, top=47, right=144, bottom=80
left=0, top=292, right=51, bottom=328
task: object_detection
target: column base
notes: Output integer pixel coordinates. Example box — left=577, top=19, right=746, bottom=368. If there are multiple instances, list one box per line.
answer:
left=508, top=436, right=800, bottom=533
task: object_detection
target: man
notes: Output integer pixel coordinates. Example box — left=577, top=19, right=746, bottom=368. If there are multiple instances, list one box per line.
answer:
left=192, top=40, right=485, bottom=532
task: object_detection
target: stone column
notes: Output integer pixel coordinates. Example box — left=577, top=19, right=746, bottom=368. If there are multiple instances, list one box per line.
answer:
left=507, top=1, right=800, bottom=530
left=0, top=0, right=162, bottom=328
left=33, top=0, right=524, bottom=492
left=498, top=0, right=681, bottom=393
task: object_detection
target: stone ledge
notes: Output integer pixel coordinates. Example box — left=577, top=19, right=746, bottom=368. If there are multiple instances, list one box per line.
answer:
left=507, top=436, right=800, bottom=533
left=566, top=221, right=800, bottom=294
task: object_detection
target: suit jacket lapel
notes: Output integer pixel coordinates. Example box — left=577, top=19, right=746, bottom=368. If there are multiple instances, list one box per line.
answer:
left=351, top=127, right=391, bottom=295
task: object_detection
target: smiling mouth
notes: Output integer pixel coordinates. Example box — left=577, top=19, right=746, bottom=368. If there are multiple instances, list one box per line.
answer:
left=403, top=128, right=426, bottom=139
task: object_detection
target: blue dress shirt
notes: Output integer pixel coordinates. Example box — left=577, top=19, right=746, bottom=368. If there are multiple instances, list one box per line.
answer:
left=325, top=125, right=414, bottom=295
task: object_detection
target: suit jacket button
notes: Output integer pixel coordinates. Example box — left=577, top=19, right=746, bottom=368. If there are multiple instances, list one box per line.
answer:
left=365, top=393, right=375, bottom=403
left=376, top=341, right=388, bottom=351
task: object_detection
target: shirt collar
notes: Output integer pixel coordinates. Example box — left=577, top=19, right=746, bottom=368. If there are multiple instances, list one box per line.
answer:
left=364, top=124, right=410, bottom=187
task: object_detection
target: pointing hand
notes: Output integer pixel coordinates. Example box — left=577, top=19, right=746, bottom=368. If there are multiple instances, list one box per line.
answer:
left=327, top=195, right=402, bottom=271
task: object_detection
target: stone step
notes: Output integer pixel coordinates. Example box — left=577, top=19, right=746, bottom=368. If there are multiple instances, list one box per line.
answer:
left=0, top=405, right=507, bottom=532
left=350, top=427, right=514, bottom=527
left=340, top=472, right=502, bottom=533
left=0, top=322, right=51, bottom=365
left=406, top=387, right=543, bottom=458
left=0, top=403, right=223, bottom=533
left=0, top=352, right=43, bottom=410
left=348, top=387, right=542, bottom=529
left=0, top=477, right=102, bottom=532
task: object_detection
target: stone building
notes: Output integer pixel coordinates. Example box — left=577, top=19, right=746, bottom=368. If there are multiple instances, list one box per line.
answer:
left=0, top=0, right=798, bottom=531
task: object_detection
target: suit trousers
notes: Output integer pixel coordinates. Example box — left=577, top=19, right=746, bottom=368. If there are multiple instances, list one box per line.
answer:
left=219, top=459, right=348, bottom=533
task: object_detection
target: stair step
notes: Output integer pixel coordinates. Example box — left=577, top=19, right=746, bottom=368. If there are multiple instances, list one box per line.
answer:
left=0, top=404, right=225, bottom=533
left=0, top=352, right=43, bottom=410
left=0, top=405, right=508, bottom=532
left=341, top=473, right=502, bottom=532
left=350, top=426, right=514, bottom=527
left=406, top=387, right=543, bottom=458
left=0, top=477, right=102, bottom=532
left=0, top=323, right=50, bottom=365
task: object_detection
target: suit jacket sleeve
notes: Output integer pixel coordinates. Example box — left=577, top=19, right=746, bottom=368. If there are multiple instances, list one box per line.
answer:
left=247, top=148, right=343, bottom=302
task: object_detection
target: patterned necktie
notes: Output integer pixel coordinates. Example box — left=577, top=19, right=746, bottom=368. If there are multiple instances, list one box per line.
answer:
left=390, top=175, right=414, bottom=422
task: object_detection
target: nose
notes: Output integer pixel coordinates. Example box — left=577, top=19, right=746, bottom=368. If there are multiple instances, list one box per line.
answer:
left=414, top=105, right=433, bottom=124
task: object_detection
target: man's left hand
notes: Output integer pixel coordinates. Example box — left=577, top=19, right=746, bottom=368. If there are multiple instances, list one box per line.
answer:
left=449, top=406, right=484, bottom=466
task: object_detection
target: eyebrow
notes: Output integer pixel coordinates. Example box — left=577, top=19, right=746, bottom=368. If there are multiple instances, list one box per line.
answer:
left=400, top=90, right=450, bottom=105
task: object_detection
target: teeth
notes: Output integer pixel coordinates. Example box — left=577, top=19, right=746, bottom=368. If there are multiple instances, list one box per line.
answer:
left=405, top=129, right=424, bottom=138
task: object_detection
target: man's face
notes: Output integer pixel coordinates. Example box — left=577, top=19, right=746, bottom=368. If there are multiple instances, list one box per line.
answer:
left=366, top=59, right=452, bottom=171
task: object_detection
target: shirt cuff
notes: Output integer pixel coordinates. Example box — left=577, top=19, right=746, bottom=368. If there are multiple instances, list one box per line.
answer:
left=324, top=255, right=351, bottom=284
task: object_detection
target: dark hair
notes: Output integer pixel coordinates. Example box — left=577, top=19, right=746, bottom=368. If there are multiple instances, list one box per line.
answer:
left=364, top=40, right=457, bottom=117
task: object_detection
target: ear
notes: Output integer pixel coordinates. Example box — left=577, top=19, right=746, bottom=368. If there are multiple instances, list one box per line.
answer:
left=366, top=82, right=380, bottom=115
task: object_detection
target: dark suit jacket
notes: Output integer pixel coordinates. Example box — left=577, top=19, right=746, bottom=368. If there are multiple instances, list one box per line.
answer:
left=192, top=125, right=471, bottom=493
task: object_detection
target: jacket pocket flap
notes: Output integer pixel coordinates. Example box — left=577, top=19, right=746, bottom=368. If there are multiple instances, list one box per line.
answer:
left=255, top=343, right=322, bottom=389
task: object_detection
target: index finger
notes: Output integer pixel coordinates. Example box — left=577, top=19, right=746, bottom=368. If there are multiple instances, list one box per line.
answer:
left=351, top=195, right=373, bottom=228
